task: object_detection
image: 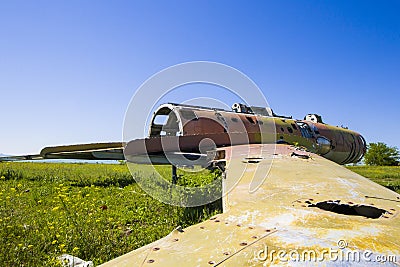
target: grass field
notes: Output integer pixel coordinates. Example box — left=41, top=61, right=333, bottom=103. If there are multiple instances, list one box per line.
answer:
left=0, top=162, right=399, bottom=266
left=0, top=162, right=221, bottom=266
left=347, top=165, right=400, bottom=194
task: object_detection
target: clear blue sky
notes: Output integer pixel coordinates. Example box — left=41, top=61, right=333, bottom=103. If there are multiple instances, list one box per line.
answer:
left=1, top=1, right=399, bottom=155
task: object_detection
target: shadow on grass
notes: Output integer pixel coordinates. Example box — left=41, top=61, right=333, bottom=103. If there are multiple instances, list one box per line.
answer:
left=0, top=169, right=23, bottom=180
left=70, top=174, right=137, bottom=188
left=178, top=198, right=223, bottom=227
left=385, top=184, right=400, bottom=193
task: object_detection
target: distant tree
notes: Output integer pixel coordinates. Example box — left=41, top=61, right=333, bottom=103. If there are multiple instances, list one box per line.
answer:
left=364, top=142, right=399, bottom=166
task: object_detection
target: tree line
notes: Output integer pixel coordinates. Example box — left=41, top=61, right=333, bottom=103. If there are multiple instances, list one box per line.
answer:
left=364, top=142, right=399, bottom=166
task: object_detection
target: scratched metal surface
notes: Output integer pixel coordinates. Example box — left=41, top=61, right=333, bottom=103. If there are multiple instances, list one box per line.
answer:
left=99, top=144, right=400, bottom=266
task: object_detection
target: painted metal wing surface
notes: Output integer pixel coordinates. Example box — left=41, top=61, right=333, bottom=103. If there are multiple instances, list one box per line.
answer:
left=99, top=144, right=400, bottom=266
left=0, top=142, right=124, bottom=161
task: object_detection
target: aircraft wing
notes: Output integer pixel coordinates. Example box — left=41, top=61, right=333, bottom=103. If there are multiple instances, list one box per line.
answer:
left=99, top=144, right=400, bottom=266
left=0, top=142, right=124, bottom=161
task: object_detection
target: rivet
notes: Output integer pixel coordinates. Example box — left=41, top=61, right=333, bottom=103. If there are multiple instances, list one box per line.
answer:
left=316, top=192, right=320, bottom=194
left=200, top=226, right=205, bottom=229
left=215, top=220, right=220, bottom=222
left=236, top=224, right=242, bottom=227
left=251, top=236, right=258, bottom=239
left=265, top=229, right=271, bottom=232
left=172, top=238, right=179, bottom=242
left=210, top=217, right=217, bottom=220
left=296, top=200, right=302, bottom=203
left=240, top=242, right=248, bottom=246
left=208, top=261, right=215, bottom=265
left=147, top=259, right=154, bottom=263
left=248, top=226, right=254, bottom=229
left=223, top=252, right=230, bottom=256
left=309, top=198, right=314, bottom=201
left=301, top=205, right=307, bottom=207
left=152, top=247, right=160, bottom=251
left=348, top=202, right=354, bottom=204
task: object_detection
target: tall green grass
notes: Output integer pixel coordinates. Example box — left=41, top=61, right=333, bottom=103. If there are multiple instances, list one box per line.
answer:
left=347, top=166, right=400, bottom=193
left=0, top=162, right=221, bottom=266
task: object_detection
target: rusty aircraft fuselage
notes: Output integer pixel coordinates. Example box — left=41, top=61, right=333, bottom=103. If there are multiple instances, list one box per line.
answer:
left=125, top=103, right=366, bottom=166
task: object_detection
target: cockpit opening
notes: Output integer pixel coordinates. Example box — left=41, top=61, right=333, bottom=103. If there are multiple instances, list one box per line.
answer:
left=296, top=122, right=314, bottom=139
left=149, top=106, right=181, bottom=137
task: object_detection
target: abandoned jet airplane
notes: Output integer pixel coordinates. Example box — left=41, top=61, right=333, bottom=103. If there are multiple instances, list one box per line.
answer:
left=1, top=103, right=399, bottom=266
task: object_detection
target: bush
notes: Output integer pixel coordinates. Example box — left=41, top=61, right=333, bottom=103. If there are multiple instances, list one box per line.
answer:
left=364, top=142, right=399, bottom=166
